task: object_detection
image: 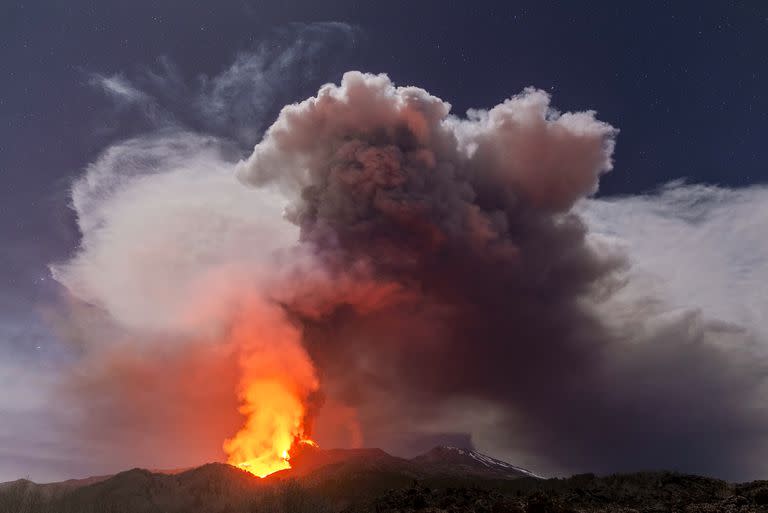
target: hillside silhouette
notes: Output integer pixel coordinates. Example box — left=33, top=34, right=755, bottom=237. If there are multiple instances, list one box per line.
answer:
left=4, top=447, right=768, bottom=512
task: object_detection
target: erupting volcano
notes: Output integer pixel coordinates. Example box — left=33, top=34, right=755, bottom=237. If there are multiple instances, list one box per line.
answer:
left=223, top=380, right=318, bottom=477
left=46, top=67, right=768, bottom=485
left=220, top=303, right=321, bottom=477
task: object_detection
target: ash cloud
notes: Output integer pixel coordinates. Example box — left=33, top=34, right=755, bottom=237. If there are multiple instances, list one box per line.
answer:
left=236, top=72, right=768, bottom=480
left=52, top=69, right=768, bottom=481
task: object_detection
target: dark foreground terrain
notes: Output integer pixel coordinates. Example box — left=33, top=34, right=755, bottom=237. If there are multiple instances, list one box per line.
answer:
left=3, top=447, right=768, bottom=513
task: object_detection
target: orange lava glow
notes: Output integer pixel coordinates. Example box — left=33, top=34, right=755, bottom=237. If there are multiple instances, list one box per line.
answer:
left=222, top=301, right=320, bottom=478
left=223, top=380, right=317, bottom=477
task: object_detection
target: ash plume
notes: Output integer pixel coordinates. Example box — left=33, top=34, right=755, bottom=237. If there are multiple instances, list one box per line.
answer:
left=234, top=72, right=768, bottom=479
left=52, top=71, right=768, bottom=480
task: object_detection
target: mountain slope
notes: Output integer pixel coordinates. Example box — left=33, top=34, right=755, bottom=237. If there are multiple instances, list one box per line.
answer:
left=410, top=446, right=542, bottom=479
left=5, top=451, right=768, bottom=513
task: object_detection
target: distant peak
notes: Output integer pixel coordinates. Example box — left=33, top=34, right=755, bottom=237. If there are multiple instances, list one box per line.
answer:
left=412, top=445, right=543, bottom=479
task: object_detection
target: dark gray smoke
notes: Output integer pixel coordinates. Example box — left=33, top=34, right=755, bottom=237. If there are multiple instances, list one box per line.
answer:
left=236, top=72, right=768, bottom=480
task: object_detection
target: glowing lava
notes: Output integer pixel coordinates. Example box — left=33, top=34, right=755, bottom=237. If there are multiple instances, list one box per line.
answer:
left=223, top=380, right=316, bottom=477
left=222, top=302, right=320, bottom=478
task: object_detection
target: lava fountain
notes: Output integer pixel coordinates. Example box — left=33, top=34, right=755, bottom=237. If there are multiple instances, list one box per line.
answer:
left=222, top=300, right=320, bottom=477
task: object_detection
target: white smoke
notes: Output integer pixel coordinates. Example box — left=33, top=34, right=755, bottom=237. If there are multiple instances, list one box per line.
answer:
left=581, top=182, right=768, bottom=343
left=52, top=133, right=296, bottom=338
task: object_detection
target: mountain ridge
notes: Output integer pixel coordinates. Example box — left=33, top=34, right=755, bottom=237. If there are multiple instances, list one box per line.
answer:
left=5, top=449, right=768, bottom=512
left=6, top=445, right=538, bottom=490
left=0, top=446, right=541, bottom=512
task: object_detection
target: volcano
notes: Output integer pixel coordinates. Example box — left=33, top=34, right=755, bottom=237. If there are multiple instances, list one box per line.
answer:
left=270, top=445, right=539, bottom=489
left=0, top=446, right=539, bottom=512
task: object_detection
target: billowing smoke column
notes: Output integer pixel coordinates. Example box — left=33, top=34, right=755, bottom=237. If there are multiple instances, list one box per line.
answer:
left=54, top=72, right=768, bottom=481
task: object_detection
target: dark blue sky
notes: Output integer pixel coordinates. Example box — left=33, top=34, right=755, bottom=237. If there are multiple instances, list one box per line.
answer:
left=2, top=2, right=767, bottom=304
left=2, top=2, right=767, bottom=309
left=1, top=1, right=768, bottom=481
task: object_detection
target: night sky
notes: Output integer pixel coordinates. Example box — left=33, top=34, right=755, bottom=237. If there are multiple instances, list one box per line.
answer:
left=2, top=1, right=768, bottom=482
